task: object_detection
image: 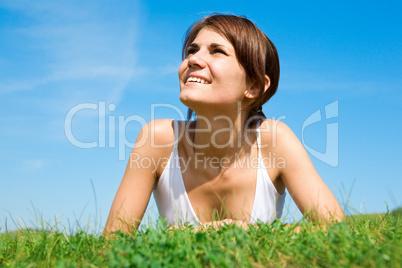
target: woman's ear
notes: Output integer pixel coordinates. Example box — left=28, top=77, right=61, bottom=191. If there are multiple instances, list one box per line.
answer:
left=244, top=75, right=271, bottom=99
left=264, top=75, right=271, bottom=93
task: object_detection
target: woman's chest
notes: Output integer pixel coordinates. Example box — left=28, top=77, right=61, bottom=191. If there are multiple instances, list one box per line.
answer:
left=182, top=164, right=259, bottom=222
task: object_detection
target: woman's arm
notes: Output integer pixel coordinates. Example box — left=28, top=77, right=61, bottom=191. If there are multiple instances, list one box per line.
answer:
left=262, top=120, right=344, bottom=223
left=103, top=119, right=174, bottom=236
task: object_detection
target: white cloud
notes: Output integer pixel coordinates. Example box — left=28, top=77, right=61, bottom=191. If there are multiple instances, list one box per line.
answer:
left=0, top=0, right=140, bottom=105
left=1, top=66, right=135, bottom=92
left=0, top=0, right=143, bottom=148
left=23, top=159, right=46, bottom=170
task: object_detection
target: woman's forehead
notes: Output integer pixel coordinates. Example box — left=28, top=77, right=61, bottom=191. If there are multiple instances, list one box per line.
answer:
left=191, top=28, right=233, bottom=48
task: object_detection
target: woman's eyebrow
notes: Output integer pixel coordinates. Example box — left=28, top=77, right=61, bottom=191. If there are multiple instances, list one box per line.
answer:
left=188, top=43, right=199, bottom=49
left=211, top=43, right=232, bottom=52
left=188, top=43, right=227, bottom=49
left=210, top=43, right=225, bottom=48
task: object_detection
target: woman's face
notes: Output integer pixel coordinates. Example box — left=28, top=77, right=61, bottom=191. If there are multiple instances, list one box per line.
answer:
left=178, top=28, right=249, bottom=114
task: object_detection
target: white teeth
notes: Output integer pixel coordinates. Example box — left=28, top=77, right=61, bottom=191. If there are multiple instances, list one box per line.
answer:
left=186, top=77, right=208, bottom=84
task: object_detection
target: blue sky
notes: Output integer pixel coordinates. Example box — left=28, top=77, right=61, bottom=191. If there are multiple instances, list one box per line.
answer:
left=1, top=0, right=401, bottom=232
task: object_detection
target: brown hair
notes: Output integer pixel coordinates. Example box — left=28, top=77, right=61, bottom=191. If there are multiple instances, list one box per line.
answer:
left=182, top=13, right=280, bottom=122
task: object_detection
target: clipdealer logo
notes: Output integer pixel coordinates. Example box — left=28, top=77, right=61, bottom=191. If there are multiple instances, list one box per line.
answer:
left=301, top=101, right=339, bottom=167
left=64, top=101, right=339, bottom=167
left=64, top=102, right=185, bottom=160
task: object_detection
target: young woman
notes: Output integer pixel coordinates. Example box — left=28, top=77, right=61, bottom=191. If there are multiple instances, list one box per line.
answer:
left=104, top=14, right=344, bottom=234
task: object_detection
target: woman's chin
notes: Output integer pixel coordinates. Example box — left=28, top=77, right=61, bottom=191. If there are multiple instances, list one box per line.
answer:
left=179, top=97, right=197, bottom=111
left=179, top=93, right=198, bottom=107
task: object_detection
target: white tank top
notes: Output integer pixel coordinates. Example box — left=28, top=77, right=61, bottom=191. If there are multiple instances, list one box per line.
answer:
left=153, top=120, right=286, bottom=226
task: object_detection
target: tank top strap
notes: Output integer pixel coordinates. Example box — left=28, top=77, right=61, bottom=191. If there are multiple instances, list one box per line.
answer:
left=256, top=120, right=262, bottom=158
left=172, top=120, right=179, bottom=150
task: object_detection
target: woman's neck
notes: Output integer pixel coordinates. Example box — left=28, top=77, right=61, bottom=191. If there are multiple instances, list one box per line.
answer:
left=188, top=108, right=253, bottom=161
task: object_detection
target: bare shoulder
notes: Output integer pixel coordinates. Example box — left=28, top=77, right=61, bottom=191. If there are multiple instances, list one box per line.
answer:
left=135, top=119, right=175, bottom=150
left=129, top=119, right=176, bottom=179
left=258, top=119, right=306, bottom=165
left=258, top=119, right=298, bottom=148
left=260, top=118, right=312, bottom=170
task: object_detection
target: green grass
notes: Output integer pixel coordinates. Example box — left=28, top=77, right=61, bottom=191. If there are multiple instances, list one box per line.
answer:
left=1, top=212, right=401, bottom=267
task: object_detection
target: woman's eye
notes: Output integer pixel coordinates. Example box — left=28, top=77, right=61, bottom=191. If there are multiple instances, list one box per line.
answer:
left=186, top=48, right=197, bottom=56
left=212, top=49, right=227, bottom=55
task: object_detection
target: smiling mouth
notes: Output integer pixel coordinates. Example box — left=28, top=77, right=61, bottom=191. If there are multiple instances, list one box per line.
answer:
left=186, top=77, right=209, bottom=84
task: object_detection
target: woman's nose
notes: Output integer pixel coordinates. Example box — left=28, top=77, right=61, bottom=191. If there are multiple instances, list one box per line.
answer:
left=187, top=51, right=207, bottom=69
